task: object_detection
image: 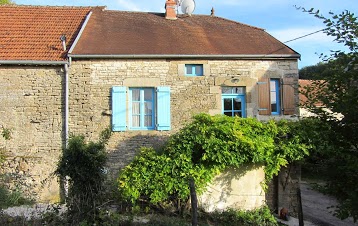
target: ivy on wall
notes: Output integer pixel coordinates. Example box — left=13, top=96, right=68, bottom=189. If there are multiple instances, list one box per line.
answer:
left=117, top=114, right=310, bottom=210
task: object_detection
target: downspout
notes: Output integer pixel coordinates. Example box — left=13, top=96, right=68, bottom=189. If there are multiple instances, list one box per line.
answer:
left=61, top=35, right=69, bottom=148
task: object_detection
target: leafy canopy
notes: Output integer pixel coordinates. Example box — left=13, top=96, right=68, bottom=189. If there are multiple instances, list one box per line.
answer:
left=298, top=7, right=358, bottom=221
left=118, top=114, right=309, bottom=210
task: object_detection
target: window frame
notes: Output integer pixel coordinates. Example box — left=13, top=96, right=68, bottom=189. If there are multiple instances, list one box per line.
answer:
left=111, top=86, right=171, bottom=132
left=185, top=64, right=204, bottom=76
left=270, top=79, right=281, bottom=115
left=128, top=88, right=155, bottom=130
left=221, top=87, right=246, bottom=118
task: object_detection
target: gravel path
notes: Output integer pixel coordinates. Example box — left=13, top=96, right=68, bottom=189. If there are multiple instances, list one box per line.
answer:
left=301, top=181, right=358, bottom=226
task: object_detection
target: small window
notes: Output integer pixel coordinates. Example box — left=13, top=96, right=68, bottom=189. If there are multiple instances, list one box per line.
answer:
left=270, top=79, right=280, bottom=115
left=185, top=64, right=203, bottom=76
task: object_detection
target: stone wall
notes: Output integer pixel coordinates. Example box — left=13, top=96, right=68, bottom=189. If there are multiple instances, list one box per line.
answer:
left=0, top=65, right=64, bottom=202
left=69, top=58, right=299, bottom=174
left=0, top=58, right=299, bottom=204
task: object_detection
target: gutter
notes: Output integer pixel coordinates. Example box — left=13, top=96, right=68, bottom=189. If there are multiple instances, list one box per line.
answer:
left=68, top=54, right=301, bottom=60
left=0, top=60, right=67, bottom=65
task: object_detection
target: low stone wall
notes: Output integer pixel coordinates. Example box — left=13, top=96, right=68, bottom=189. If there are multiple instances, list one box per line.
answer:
left=199, top=165, right=266, bottom=212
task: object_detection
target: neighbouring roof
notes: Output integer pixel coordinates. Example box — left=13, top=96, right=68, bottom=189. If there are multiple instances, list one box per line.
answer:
left=70, top=9, right=300, bottom=58
left=0, top=5, right=92, bottom=63
left=299, top=79, right=324, bottom=106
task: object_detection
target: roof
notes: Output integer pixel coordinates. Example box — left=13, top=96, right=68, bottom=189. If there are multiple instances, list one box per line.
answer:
left=0, top=5, right=92, bottom=63
left=70, top=9, right=300, bottom=58
left=299, top=79, right=324, bottom=106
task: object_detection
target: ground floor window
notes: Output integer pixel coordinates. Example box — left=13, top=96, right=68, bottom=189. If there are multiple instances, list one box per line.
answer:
left=222, top=87, right=246, bottom=117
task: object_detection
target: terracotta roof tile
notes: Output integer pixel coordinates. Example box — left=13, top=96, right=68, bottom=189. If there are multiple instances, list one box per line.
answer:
left=0, top=5, right=92, bottom=62
left=71, top=9, right=299, bottom=57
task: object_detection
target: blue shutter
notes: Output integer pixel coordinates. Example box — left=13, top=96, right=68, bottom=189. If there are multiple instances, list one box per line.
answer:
left=112, top=87, right=127, bottom=131
left=156, top=87, right=171, bottom=131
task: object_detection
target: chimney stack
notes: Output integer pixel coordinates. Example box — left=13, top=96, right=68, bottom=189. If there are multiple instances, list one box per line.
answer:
left=165, top=0, right=177, bottom=20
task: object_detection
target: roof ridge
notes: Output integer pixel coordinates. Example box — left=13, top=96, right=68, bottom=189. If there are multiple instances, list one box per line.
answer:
left=0, top=5, right=101, bottom=9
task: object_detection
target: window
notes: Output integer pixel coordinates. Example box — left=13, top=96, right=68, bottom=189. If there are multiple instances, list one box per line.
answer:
left=258, top=77, right=295, bottom=115
left=222, top=87, right=246, bottom=117
left=129, top=88, right=155, bottom=130
left=111, top=86, right=171, bottom=131
left=185, top=64, right=203, bottom=76
left=270, top=79, right=280, bottom=115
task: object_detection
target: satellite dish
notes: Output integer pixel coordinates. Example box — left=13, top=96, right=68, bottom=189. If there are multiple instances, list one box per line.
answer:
left=181, top=0, right=195, bottom=15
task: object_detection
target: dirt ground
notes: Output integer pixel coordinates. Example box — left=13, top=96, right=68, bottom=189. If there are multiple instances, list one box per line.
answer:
left=301, top=181, right=358, bottom=226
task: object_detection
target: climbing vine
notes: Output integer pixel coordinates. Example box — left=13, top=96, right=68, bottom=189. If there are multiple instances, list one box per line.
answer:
left=117, top=114, right=310, bottom=211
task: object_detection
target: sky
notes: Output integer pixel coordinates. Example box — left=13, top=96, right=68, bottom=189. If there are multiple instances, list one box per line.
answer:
left=14, top=0, right=358, bottom=68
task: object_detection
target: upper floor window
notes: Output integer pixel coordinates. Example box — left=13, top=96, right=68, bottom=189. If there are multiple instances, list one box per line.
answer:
left=222, top=87, right=246, bottom=118
left=257, top=77, right=295, bottom=115
left=185, top=64, right=203, bottom=76
left=111, top=87, right=171, bottom=131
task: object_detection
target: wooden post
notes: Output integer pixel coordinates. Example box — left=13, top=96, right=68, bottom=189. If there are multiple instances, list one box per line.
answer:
left=297, top=187, right=304, bottom=226
left=189, top=178, right=198, bottom=226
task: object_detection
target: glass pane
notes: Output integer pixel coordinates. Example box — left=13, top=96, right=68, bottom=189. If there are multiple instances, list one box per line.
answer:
left=195, top=65, right=202, bottom=75
left=144, top=89, right=153, bottom=101
left=186, top=65, right=192, bottom=74
left=270, top=81, right=276, bottom=92
left=234, top=112, right=242, bottom=117
left=224, top=98, right=233, bottom=110
left=132, top=103, right=140, bottom=114
left=132, top=89, right=140, bottom=101
left=224, top=112, right=232, bottom=117
left=270, top=92, right=277, bottom=104
left=271, top=103, right=277, bottom=113
left=233, top=98, right=242, bottom=110
left=233, top=87, right=245, bottom=94
left=132, top=116, right=140, bottom=127
left=222, top=87, right=232, bottom=94
left=145, top=102, right=152, bottom=114
left=144, top=116, right=153, bottom=127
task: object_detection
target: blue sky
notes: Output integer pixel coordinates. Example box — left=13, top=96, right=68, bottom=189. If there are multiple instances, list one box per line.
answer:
left=15, top=0, right=358, bottom=68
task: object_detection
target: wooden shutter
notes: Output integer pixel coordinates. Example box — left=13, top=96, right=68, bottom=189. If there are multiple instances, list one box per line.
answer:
left=257, top=78, right=271, bottom=115
left=282, top=78, right=296, bottom=115
left=112, top=87, right=127, bottom=131
left=156, top=87, right=171, bottom=131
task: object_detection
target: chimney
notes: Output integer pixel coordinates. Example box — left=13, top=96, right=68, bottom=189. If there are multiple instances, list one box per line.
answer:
left=165, top=0, right=177, bottom=20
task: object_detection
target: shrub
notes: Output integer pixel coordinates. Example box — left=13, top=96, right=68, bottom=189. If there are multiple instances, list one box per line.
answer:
left=118, top=114, right=309, bottom=212
left=56, top=128, right=111, bottom=224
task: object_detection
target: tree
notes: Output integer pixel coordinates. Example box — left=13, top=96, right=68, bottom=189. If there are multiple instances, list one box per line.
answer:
left=299, top=8, right=358, bottom=222
left=299, top=62, right=333, bottom=79
left=0, top=0, right=14, bottom=4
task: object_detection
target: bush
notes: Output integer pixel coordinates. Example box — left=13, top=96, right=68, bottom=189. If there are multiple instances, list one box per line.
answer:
left=118, top=114, right=309, bottom=213
left=56, top=128, right=111, bottom=224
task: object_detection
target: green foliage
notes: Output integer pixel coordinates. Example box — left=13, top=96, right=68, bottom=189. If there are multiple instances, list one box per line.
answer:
left=0, top=0, right=13, bottom=5
left=298, top=7, right=358, bottom=222
left=56, top=128, right=112, bottom=224
left=299, top=62, right=334, bottom=79
left=118, top=114, right=309, bottom=211
left=206, top=206, right=278, bottom=226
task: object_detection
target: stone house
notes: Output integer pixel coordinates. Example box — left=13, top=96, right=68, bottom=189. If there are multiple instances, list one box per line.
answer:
left=1, top=1, right=301, bottom=213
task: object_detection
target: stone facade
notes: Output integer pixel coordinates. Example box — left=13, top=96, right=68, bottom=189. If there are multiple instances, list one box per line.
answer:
left=0, top=65, right=64, bottom=202
left=0, top=58, right=300, bottom=209
left=68, top=58, right=299, bottom=172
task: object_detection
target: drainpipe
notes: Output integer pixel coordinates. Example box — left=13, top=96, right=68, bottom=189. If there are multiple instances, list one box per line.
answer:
left=61, top=35, right=69, bottom=148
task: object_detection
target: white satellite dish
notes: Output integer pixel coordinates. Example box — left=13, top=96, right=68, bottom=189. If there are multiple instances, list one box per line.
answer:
left=181, top=0, right=195, bottom=15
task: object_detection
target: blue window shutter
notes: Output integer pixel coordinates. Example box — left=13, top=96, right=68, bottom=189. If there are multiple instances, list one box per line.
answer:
left=156, top=87, right=171, bottom=131
left=112, top=87, right=127, bottom=131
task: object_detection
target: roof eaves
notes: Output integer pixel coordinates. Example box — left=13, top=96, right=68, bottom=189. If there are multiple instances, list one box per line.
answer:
left=0, top=60, right=68, bottom=65
left=69, top=54, right=301, bottom=59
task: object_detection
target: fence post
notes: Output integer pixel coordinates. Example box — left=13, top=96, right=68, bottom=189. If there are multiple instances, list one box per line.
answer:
left=189, top=178, right=198, bottom=226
